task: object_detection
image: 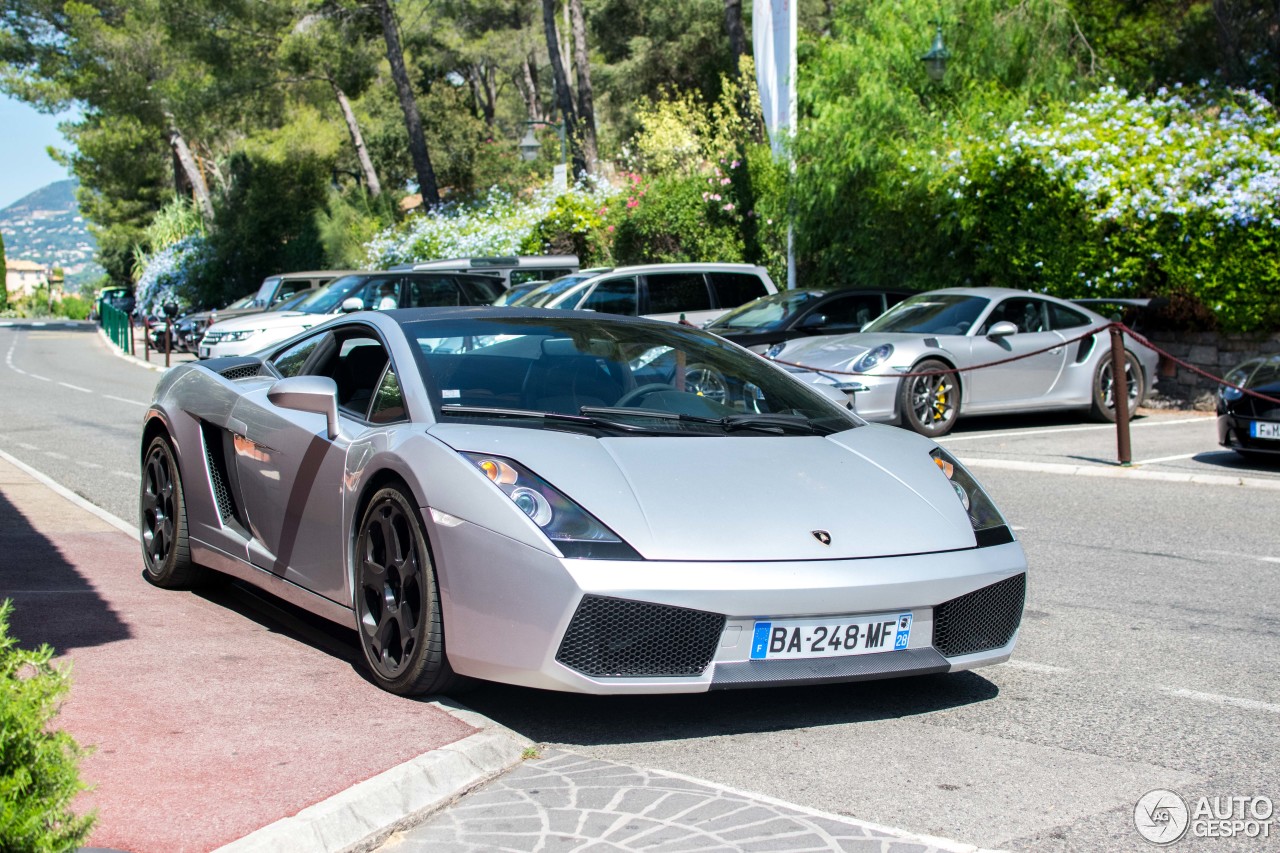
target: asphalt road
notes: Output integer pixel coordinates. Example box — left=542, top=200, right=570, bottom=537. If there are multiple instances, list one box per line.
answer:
left=4, top=321, right=1278, bottom=851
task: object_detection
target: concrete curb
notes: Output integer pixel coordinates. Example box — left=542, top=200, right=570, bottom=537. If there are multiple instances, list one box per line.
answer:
left=959, top=456, right=1280, bottom=491
left=214, top=702, right=533, bottom=853
left=0, top=447, right=139, bottom=538
left=94, top=324, right=180, bottom=373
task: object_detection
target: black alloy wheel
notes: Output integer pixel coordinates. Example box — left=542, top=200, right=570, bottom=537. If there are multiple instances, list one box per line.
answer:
left=1090, top=350, right=1143, bottom=422
left=900, top=359, right=961, bottom=437
left=140, top=435, right=204, bottom=587
left=355, top=485, right=457, bottom=696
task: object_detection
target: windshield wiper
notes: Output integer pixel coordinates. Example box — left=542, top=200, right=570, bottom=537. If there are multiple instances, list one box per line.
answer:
left=580, top=407, right=822, bottom=435
left=438, top=404, right=659, bottom=434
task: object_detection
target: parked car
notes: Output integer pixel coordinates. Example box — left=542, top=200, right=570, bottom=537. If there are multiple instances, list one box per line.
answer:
left=168, top=295, right=256, bottom=352
left=251, top=270, right=357, bottom=309
left=766, top=287, right=1159, bottom=437
left=704, top=287, right=915, bottom=353
left=510, top=263, right=778, bottom=325
left=399, top=255, right=579, bottom=290
left=198, top=271, right=503, bottom=359
left=142, top=306, right=1026, bottom=696
left=93, top=286, right=135, bottom=319
left=1217, top=353, right=1280, bottom=460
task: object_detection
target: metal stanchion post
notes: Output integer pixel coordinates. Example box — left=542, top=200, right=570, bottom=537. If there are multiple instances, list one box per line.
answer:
left=129, top=317, right=135, bottom=355
left=1109, top=326, right=1131, bottom=466
left=165, top=318, right=172, bottom=368
left=144, top=317, right=150, bottom=361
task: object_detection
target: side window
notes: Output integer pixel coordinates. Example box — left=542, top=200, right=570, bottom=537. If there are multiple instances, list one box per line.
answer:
left=358, top=276, right=401, bottom=311
left=454, top=275, right=503, bottom=305
left=406, top=276, right=463, bottom=307
left=581, top=277, right=638, bottom=315
left=369, top=368, right=406, bottom=424
left=646, top=273, right=712, bottom=314
left=985, top=298, right=1049, bottom=334
left=510, top=268, right=572, bottom=285
left=273, top=278, right=311, bottom=303
left=1049, top=303, right=1092, bottom=330
left=817, top=294, right=886, bottom=332
left=707, top=272, right=767, bottom=309
left=271, top=333, right=327, bottom=378
left=331, top=337, right=390, bottom=417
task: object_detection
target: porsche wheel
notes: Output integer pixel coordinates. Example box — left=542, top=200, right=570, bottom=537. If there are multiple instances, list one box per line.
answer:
left=1090, top=350, right=1143, bottom=422
left=684, top=364, right=729, bottom=405
left=140, top=435, right=205, bottom=588
left=355, top=485, right=457, bottom=696
left=900, top=359, right=961, bottom=438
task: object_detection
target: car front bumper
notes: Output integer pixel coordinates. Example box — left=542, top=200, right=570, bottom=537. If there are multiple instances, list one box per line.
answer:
left=782, top=367, right=902, bottom=424
left=428, top=511, right=1027, bottom=694
left=1218, top=412, right=1280, bottom=456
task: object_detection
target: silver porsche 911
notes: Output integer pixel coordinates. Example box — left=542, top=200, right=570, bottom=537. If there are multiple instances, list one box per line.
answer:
left=139, top=307, right=1027, bottom=696
left=765, top=287, right=1159, bottom=437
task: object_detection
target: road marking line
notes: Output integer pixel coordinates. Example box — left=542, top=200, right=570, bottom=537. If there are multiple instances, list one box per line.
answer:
left=1133, top=452, right=1199, bottom=465
left=111, top=470, right=134, bottom=479
left=43, top=451, right=68, bottom=460
left=0, top=321, right=12, bottom=327
left=1204, top=550, right=1280, bottom=566
left=939, top=416, right=1208, bottom=443
left=1162, top=687, right=1280, bottom=715
left=30, top=322, right=45, bottom=327
left=959, top=457, right=1280, bottom=491
left=81, top=461, right=102, bottom=469
left=0, top=448, right=137, bottom=538
left=57, top=381, right=93, bottom=393
left=27, top=373, right=50, bottom=382
left=1005, top=660, right=1071, bottom=674
left=103, top=394, right=148, bottom=407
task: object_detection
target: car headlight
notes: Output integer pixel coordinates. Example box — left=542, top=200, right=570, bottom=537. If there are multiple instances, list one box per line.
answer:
left=462, top=453, right=640, bottom=560
left=765, top=342, right=787, bottom=359
left=853, top=343, right=893, bottom=373
left=220, top=329, right=262, bottom=343
left=930, top=448, right=1013, bottom=547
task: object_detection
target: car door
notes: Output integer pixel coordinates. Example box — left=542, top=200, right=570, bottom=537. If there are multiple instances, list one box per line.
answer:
left=965, top=296, right=1069, bottom=409
left=229, top=326, right=393, bottom=601
left=578, top=276, right=639, bottom=315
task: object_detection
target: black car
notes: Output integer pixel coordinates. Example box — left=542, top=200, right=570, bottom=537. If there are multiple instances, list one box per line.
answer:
left=703, top=288, right=914, bottom=352
left=1217, top=353, right=1280, bottom=460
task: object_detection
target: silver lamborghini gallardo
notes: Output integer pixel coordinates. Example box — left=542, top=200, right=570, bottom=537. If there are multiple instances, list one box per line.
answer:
left=139, top=307, right=1027, bottom=695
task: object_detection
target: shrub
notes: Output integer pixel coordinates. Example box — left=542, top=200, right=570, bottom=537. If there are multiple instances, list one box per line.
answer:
left=519, top=191, right=612, bottom=266
left=610, top=173, right=744, bottom=264
left=0, top=600, right=94, bottom=852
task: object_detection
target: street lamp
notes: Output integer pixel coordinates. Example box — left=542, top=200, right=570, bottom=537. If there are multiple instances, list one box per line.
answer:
left=920, top=22, right=951, bottom=83
left=519, top=120, right=567, bottom=164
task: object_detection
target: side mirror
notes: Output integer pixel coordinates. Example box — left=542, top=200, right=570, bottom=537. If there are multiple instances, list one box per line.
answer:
left=267, top=376, right=341, bottom=440
left=797, top=313, right=828, bottom=330
left=341, top=297, right=364, bottom=313
left=987, top=320, right=1018, bottom=338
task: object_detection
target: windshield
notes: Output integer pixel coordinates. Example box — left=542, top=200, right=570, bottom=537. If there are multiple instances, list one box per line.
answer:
left=510, top=274, right=596, bottom=307
left=293, top=275, right=372, bottom=314
left=406, top=315, right=858, bottom=436
left=707, top=290, right=825, bottom=331
left=252, top=276, right=281, bottom=307
left=861, top=293, right=989, bottom=335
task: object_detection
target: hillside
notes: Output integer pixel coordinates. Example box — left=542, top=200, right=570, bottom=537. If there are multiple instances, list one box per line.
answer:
left=0, top=179, right=102, bottom=287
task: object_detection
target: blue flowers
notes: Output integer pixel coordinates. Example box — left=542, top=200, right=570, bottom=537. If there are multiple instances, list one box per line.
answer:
left=135, top=236, right=204, bottom=314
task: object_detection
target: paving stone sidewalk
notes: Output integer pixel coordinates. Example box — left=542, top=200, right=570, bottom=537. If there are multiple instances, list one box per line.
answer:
left=381, top=749, right=986, bottom=853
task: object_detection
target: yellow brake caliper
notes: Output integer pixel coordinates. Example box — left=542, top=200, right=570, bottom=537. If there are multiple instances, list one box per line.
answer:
left=933, top=382, right=948, bottom=421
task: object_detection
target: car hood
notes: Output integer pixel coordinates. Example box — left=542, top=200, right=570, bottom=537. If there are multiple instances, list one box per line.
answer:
left=204, top=310, right=316, bottom=334
left=428, top=422, right=977, bottom=561
left=772, top=332, right=938, bottom=371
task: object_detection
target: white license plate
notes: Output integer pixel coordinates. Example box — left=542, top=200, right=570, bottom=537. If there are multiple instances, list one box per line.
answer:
left=198, top=346, right=210, bottom=359
left=1251, top=421, right=1280, bottom=440
left=750, top=612, right=912, bottom=660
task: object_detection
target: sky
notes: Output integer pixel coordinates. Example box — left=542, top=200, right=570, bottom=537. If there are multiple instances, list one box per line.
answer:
left=0, top=92, right=75, bottom=210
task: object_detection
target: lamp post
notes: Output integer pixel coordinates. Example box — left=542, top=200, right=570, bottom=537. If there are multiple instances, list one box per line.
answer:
left=519, top=120, right=567, bottom=165
left=920, top=22, right=951, bottom=83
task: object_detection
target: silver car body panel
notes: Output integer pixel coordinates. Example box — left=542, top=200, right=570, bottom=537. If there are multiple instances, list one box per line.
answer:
left=144, top=308, right=1027, bottom=694
left=771, top=287, right=1158, bottom=424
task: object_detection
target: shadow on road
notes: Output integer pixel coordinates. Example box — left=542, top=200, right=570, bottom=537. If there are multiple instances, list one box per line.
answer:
left=0, top=488, right=132, bottom=654
left=1192, top=448, right=1280, bottom=473
left=460, top=670, right=999, bottom=747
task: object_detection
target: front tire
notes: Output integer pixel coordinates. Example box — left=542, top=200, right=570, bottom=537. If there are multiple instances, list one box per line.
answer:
left=1091, top=350, right=1143, bottom=422
left=354, top=485, right=458, bottom=696
left=140, top=435, right=206, bottom=588
left=899, top=359, right=961, bottom=437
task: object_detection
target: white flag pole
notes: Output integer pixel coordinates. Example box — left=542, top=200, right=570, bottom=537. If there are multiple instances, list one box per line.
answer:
left=785, top=0, right=797, bottom=290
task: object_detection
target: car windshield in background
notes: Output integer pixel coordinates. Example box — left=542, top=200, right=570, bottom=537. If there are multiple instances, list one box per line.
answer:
left=861, top=293, right=989, bottom=335
left=292, top=275, right=367, bottom=313
left=510, top=274, right=596, bottom=308
left=707, top=290, right=826, bottom=331
left=405, top=316, right=858, bottom=436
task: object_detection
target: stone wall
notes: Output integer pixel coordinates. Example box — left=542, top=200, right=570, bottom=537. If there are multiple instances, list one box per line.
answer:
left=1142, top=330, right=1280, bottom=410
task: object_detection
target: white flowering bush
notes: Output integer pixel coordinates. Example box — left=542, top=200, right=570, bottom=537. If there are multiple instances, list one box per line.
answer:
left=950, top=84, right=1280, bottom=331
left=134, top=236, right=205, bottom=314
left=363, top=181, right=616, bottom=268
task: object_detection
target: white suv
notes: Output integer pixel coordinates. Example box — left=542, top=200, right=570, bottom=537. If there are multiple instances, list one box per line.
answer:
left=510, top=263, right=777, bottom=325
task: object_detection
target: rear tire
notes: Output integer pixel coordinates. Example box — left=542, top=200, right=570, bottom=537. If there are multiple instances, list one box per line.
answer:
left=140, top=435, right=207, bottom=588
left=1090, top=350, right=1143, bottom=422
left=354, top=485, right=461, bottom=696
left=899, top=359, right=961, bottom=437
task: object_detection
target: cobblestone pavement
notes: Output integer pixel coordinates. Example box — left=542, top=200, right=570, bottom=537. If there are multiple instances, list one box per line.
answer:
left=382, top=749, right=982, bottom=853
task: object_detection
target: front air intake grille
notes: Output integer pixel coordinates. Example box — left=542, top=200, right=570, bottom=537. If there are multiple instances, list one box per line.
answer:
left=556, top=596, right=725, bottom=678
left=933, top=573, right=1026, bottom=658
